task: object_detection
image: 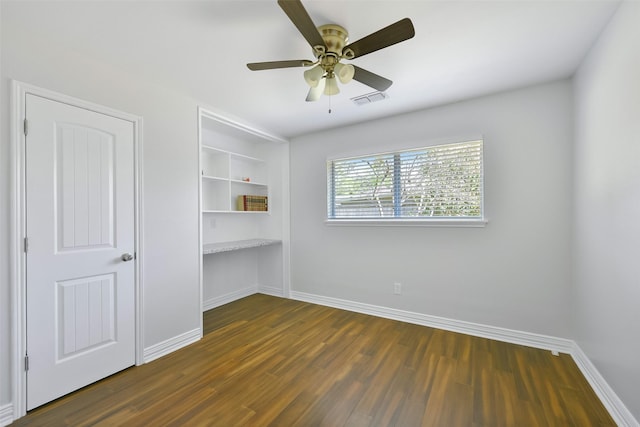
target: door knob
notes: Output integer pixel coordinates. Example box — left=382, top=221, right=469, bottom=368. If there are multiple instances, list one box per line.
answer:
left=121, top=253, right=134, bottom=262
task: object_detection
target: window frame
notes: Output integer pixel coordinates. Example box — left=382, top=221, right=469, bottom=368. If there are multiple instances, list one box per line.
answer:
left=326, top=139, right=487, bottom=227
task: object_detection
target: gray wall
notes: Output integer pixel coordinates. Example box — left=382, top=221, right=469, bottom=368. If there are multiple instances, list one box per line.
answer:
left=290, top=80, right=574, bottom=338
left=1, top=2, right=201, bottom=407
left=573, top=1, right=640, bottom=420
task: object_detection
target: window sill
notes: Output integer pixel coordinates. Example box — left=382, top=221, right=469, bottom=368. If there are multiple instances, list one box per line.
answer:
left=325, top=218, right=488, bottom=227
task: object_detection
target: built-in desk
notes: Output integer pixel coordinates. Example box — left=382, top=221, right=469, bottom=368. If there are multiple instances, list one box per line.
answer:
left=202, top=238, right=283, bottom=310
left=203, top=239, right=281, bottom=255
left=199, top=108, right=287, bottom=313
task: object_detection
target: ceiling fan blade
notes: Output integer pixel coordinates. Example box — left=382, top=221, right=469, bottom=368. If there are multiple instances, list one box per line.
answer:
left=352, top=66, right=393, bottom=92
left=247, top=60, right=313, bottom=71
left=306, top=78, right=326, bottom=102
left=343, top=18, right=415, bottom=59
left=278, top=0, right=326, bottom=49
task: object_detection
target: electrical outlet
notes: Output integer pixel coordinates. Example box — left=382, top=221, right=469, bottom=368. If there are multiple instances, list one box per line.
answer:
left=394, top=282, right=402, bottom=295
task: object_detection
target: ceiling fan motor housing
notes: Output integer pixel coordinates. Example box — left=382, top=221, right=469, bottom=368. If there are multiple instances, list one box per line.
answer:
left=316, top=24, right=353, bottom=59
left=247, top=1, right=415, bottom=100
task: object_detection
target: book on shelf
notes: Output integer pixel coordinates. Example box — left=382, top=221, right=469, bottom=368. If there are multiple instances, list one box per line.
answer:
left=236, top=195, right=268, bottom=211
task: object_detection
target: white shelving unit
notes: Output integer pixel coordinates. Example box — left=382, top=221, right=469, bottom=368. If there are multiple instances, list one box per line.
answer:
left=198, top=107, right=290, bottom=313
left=201, top=146, right=268, bottom=212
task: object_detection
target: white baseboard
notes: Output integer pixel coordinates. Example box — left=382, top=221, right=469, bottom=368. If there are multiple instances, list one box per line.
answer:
left=571, top=344, right=638, bottom=427
left=290, top=291, right=573, bottom=354
left=202, top=285, right=258, bottom=312
left=143, top=328, right=201, bottom=363
left=201, top=285, right=284, bottom=310
left=289, top=290, right=638, bottom=427
left=258, top=284, right=285, bottom=297
left=0, top=404, right=13, bottom=427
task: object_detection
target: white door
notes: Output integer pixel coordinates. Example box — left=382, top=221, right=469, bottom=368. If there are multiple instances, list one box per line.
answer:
left=25, top=94, right=136, bottom=410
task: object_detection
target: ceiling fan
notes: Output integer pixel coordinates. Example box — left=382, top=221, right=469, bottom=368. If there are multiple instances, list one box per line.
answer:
left=247, top=0, right=415, bottom=102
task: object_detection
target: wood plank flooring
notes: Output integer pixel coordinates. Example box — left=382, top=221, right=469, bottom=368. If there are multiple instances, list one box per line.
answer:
left=11, top=294, right=615, bottom=426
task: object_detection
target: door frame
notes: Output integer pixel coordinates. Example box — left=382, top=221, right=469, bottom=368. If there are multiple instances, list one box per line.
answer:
left=9, top=80, right=144, bottom=418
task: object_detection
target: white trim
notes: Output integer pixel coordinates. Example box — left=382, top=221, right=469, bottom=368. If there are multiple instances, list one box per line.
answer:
left=9, top=78, right=28, bottom=420
left=202, top=286, right=259, bottom=312
left=258, top=285, right=285, bottom=298
left=571, top=344, right=639, bottom=427
left=199, top=107, right=288, bottom=145
left=197, top=108, right=204, bottom=336
left=133, top=109, right=145, bottom=367
left=143, top=328, right=202, bottom=364
left=201, top=286, right=284, bottom=313
left=9, top=81, right=144, bottom=419
left=289, top=291, right=638, bottom=426
left=0, top=404, right=13, bottom=427
left=289, top=291, right=574, bottom=354
left=281, top=143, right=292, bottom=298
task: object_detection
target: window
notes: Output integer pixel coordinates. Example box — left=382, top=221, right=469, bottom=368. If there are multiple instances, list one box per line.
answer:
left=327, top=140, right=484, bottom=222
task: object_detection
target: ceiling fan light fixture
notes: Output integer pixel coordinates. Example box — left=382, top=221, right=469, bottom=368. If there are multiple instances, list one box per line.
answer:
left=335, top=63, right=355, bottom=84
left=304, top=64, right=324, bottom=87
left=306, top=77, right=326, bottom=102
left=324, top=75, right=340, bottom=96
left=247, top=1, right=415, bottom=102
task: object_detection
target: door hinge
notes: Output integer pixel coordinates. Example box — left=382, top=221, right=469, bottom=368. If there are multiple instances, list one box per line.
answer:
left=24, top=355, right=29, bottom=372
left=23, top=118, right=28, bottom=136
left=24, top=237, right=28, bottom=253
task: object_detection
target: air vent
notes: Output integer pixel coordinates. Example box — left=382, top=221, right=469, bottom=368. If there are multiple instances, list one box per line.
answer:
left=351, top=91, right=389, bottom=106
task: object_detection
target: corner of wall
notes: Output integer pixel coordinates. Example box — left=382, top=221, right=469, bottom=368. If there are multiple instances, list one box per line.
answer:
left=571, top=343, right=640, bottom=427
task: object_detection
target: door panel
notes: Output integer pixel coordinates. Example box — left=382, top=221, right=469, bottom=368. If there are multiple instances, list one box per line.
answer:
left=56, top=123, right=115, bottom=251
left=57, top=274, right=116, bottom=358
left=26, top=94, right=135, bottom=410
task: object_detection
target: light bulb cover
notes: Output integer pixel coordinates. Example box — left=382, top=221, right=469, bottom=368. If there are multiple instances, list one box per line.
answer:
left=306, top=77, right=326, bottom=102
left=304, top=65, right=324, bottom=88
left=335, top=63, right=355, bottom=84
left=324, top=76, right=340, bottom=96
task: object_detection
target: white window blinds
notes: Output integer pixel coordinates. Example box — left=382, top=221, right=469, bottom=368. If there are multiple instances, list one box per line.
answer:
left=327, top=140, right=483, bottom=219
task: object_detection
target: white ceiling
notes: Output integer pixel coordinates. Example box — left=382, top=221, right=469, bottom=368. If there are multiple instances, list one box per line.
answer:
left=12, top=0, right=620, bottom=139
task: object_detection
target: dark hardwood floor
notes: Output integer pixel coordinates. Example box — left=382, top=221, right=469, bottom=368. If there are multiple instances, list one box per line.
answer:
left=11, top=294, right=614, bottom=426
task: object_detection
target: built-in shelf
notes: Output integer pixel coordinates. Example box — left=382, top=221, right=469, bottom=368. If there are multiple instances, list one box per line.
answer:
left=201, top=146, right=269, bottom=212
left=199, top=107, right=288, bottom=313
left=203, top=239, right=281, bottom=255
